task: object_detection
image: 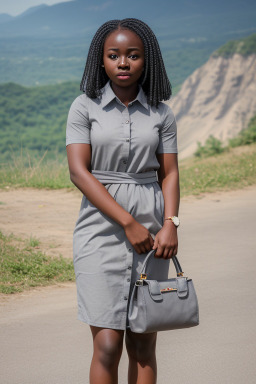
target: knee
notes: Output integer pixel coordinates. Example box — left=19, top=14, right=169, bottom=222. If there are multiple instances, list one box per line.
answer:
left=96, top=338, right=123, bottom=369
left=125, top=332, right=157, bottom=363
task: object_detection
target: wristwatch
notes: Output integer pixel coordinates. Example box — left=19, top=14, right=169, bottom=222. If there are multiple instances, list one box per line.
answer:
left=164, top=216, right=180, bottom=227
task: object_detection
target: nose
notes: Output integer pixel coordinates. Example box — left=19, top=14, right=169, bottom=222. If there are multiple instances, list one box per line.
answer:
left=118, top=56, right=129, bottom=68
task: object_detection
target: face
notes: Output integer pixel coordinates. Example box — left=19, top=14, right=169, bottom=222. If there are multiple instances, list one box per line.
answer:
left=103, top=29, right=145, bottom=89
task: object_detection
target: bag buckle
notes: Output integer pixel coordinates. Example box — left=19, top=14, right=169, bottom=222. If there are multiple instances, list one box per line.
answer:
left=135, top=280, right=144, bottom=286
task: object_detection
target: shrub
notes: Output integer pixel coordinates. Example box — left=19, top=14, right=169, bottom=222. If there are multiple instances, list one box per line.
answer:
left=229, top=115, right=256, bottom=147
left=195, top=135, right=225, bottom=157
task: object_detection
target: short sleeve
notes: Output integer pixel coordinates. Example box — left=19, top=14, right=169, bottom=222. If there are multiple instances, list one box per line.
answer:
left=156, top=105, right=178, bottom=154
left=66, top=95, right=91, bottom=146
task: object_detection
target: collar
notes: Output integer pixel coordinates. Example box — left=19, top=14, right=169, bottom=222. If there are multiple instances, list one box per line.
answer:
left=100, top=80, right=148, bottom=110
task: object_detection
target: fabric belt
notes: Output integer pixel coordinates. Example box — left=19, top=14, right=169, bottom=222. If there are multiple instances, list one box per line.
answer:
left=91, top=170, right=158, bottom=185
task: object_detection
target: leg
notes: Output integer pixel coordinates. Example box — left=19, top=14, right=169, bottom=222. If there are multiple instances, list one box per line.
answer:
left=125, top=328, right=157, bottom=384
left=89, top=326, right=124, bottom=384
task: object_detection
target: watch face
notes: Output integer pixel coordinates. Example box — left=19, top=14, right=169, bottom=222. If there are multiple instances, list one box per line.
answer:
left=172, top=216, right=180, bottom=226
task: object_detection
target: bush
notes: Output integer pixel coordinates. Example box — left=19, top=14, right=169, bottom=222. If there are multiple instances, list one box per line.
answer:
left=194, top=135, right=225, bottom=157
left=229, top=115, right=256, bottom=147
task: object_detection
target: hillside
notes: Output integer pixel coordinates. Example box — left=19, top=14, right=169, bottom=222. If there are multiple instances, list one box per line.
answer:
left=212, top=33, right=256, bottom=57
left=0, top=0, right=256, bottom=87
left=171, top=34, right=256, bottom=159
left=0, top=82, right=80, bottom=163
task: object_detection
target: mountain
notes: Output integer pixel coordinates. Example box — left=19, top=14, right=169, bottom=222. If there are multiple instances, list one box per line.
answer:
left=170, top=34, right=256, bottom=159
left=15, top=4, right=48, bottom=19
left=0, top=0, right=255, bottom=38
left=0, top=13, right=13, bottom=24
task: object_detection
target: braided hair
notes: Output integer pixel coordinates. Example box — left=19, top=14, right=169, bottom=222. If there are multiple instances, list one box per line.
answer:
left=80, top=18, right=171, bottom=107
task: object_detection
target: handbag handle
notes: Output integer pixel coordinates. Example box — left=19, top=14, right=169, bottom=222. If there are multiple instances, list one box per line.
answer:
left=139, top=249, right=184, bottom=278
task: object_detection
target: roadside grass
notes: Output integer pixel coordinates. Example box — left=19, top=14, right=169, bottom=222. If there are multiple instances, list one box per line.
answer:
left=0, top=231, right=75, bottom=294
left=0, top=144, right=256, bottom=196
left=179, top=144, right=256, bottom=196
left=0, top=151, right=73, bottom=190
left=26, top=236, right=40, bottom=248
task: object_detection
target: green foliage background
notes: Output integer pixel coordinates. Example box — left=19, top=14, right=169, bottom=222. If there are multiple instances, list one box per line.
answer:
left=0, top=82, right=80, bottom=163
left=212, top=33, right=256, bottom=58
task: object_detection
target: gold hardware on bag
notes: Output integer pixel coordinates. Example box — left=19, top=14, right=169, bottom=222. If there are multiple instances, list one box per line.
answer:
left=160, top=287, right=178, bottom=293
left=140, top=273, right=147, bottom=280
left=177, top=272, right=184, bottom=277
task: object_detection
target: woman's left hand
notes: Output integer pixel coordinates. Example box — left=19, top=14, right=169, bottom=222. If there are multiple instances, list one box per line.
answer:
left=152, top=220, right=178, bottom=259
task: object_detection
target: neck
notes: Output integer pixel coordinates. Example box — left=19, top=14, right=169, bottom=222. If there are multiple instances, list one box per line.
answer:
left=110, top=82, right=139, bottom=107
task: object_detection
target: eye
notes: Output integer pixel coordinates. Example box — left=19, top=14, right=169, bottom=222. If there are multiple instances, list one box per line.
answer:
left=128, top=54, right=139, bottom=60
left=109, top=54, right=118, bottom=60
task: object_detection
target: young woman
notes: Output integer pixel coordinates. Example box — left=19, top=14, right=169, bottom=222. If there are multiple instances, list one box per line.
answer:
left=66, top=18, right=180, bottom=384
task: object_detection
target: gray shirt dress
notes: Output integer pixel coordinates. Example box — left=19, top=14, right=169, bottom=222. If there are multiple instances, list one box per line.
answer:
left=66, top=80, right=178, bottom=330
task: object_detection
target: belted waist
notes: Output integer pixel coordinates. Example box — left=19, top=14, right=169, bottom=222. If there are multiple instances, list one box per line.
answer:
left=91, top=170, right=158, bottom=184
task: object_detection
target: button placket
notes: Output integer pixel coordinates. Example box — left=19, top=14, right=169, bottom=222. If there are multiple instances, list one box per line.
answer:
left=120, top=108, right=131, bottom=171
left=122, top=243, right=133, bottom=303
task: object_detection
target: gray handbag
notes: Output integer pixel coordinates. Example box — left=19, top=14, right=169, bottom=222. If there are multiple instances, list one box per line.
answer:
left=128, top=249, right=199, bottom=333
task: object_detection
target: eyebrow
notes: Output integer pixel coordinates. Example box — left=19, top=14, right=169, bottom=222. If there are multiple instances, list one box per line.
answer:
left=107, top=47, right=141, bottom=52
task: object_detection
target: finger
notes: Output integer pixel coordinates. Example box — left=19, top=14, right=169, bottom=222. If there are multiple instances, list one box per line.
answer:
left=154, top=244, right=164, bottom=258
left=139, top=244, right=147, bottom=254
left=152, top=236, right=158, bottom=250
left=168, top=248, right=174, bottom=259
left=163, top=247, right=170, bottom=259
left=145, top=241, right=153, bottom=252
left=149, top=235, right=154, bottom=248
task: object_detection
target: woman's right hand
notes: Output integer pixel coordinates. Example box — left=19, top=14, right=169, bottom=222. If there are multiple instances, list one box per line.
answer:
left=123, top=218, right=154, bottom=254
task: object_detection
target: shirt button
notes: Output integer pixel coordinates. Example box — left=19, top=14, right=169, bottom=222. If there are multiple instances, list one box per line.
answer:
left=128, top=248, right=132, bottom=252
left=123, top=160, right=127, bottom=164
left=127, top=278, right=131, bottom=282
left=125, top=138, right=130, bottom=142
left=128, top=265, right=132, bottom=270
left=124, top=296, right=128, bottom=300
left=125, top=120, right=129, bottom=124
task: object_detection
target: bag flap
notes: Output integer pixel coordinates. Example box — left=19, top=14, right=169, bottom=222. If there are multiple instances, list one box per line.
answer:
left=176, top=277, right=188, bottom=298
left=145, top=280, right=162, bottom=301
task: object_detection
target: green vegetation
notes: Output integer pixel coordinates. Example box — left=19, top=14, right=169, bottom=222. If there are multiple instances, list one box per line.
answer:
left=212, top=34, right=256, bottom=58
left=195, top=114, right=256, bottom=158
left=0, top=81, right=80, bottom=164
left=0, top=231, right=75, bottom=294
left=229, top=115, right=256, bottom=147
left=0, top=152, right=72, bottom=189
left=180, top=144, right=256, bottom=196
left=26, top=236, right=40, bottom=248
left=194, top=136, right=226, bottom=158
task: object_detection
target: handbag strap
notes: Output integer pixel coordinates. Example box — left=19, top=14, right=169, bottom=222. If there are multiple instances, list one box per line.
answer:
left=139, top=249, right=184, bottom=277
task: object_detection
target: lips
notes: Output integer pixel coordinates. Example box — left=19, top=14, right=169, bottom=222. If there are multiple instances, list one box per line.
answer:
left=117, top=72, right=131, bottom=79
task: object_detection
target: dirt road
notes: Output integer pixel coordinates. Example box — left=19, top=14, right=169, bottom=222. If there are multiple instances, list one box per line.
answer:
left=0, top=187, right=256, bottom=383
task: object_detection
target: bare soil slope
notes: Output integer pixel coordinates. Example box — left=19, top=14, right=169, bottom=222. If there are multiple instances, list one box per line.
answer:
left=171, top=54, right=256, bottom=159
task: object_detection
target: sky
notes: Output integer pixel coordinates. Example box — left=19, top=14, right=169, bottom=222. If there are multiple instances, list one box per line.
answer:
left=0, top=0, right=72, bottom=16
